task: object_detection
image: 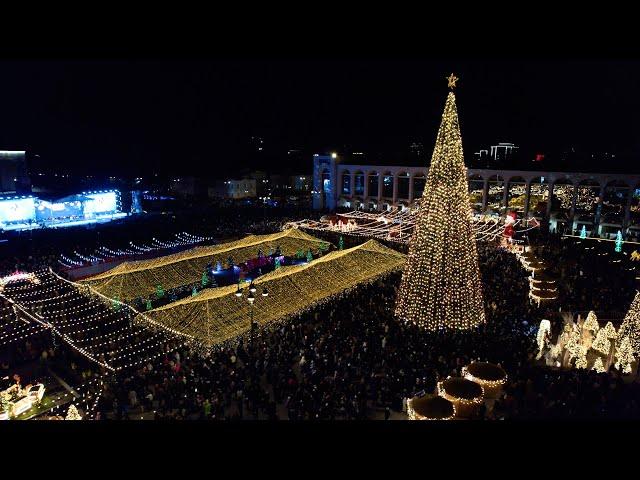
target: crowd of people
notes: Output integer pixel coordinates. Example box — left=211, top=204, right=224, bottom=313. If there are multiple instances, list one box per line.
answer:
left=2, top=213, right=640, bottom=421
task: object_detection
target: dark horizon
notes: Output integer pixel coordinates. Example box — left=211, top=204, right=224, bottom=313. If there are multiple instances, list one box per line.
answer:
left=2, top=59, right=640, bottom=180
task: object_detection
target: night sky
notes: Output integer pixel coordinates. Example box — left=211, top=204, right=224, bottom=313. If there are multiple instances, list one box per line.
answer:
left=2, top=59, right=640, bottom=178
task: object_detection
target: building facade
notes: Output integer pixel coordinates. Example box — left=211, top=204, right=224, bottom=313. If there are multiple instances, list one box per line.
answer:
left=209, top=179, right=257, bottom=200
left=312, top=154, right=640, bottom=237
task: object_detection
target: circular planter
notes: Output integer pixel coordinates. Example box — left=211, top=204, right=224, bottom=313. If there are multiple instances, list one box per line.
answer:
left=462, top=362, right=507, bottom=399
left=407, top=394, right=455, bottom=420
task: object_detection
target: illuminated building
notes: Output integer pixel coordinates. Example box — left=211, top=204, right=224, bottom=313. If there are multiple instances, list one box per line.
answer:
left=313, top=156, right=640, bottom=237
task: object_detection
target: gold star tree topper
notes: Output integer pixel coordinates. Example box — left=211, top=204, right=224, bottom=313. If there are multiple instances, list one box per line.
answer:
left=447, top=73, right=459, bottom=89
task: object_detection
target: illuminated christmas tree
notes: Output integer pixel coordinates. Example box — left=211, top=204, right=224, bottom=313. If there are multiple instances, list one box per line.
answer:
left=591, top=328, right=612, bottom=355
left=395, top=74, right=485, bottom=330
left=192, top=286, right=198, bottom=297
left=574, top=346, right=588, bottom=369
left=201, top=271, right=209, bottom=287
left=601, top=321, right=618, bottom=340
left=583, top=311, right=599, bottom=332
left=592, top=357, right=606, bottom=373
left=615, top=230, right=623, bottom=253
left=65, top=404, right=82, bottom=420
left=275, top=257, right=281, bottom=269
left=580, top=225, right=587, bottom=239
left=614, top=336, right=635, bottom=374
left=339, top=236, right=344, bottom=250
left=156, top=284, right=164, bottom=298
left=306, top=249, right=313, bottom=263
left=619, top=291, right=640, bottom=355
left=146, top=299, right=152, bottom=311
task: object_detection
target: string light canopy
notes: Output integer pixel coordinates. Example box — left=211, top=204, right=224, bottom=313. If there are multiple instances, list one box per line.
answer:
left=82, top=229, right=328, bottom=302
left=395, top=78, right=485, bottom=331
left=140, top=240, right=406, bottom=347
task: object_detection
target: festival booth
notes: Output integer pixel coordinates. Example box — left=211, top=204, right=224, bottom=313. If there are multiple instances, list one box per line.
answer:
left=407, top=394, right=455, bottom=420
left=437, top=377, right=484, bottom=419
left=461, top=362, right=507, bottom=399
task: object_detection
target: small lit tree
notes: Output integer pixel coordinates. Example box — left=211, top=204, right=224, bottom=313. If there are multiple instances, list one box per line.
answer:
left=306, top=249, right=313, bottom=263
left=156, top=284, right=164, bottom=299
left=583, top=311, right=599, bottom=333
left=65, top=404, right=82, bottom=420
left=592, top=357, right=606, bottom=373
left=201, top=271, right=209, bottom=287
left=580, top=225, right=587, bottom=239
left=591, top=328, right=612, bottom=355
left=146, top=299, right=152, bottom=311
left=339, top=236, right=344, bottom=251
left=615, top=336, right=635, bottom=374
left=619, top=291, right=640, bottom=355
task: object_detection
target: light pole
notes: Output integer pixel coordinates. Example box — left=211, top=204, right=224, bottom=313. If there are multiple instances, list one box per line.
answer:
left=235, top=281, right=269, bottom=350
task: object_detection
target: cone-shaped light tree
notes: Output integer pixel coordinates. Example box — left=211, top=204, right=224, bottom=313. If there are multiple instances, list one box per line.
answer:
left=395, top=74, right=485, bottom=330
left=619, top=290, right=640, bottom=355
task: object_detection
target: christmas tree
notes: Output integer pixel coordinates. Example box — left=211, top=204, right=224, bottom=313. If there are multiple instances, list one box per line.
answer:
left=619, top=291, right=640, bottom=355
left=574, top=346, right=588, bottom=369
left=592, top=357, right=606, bottom=373
left=395, top=75, right=485, bottom=330
left=591, top=328, right=612, bottom=355
left=146, top=299, right=152, bottom=311
left=583, top=311, right=599, bottom=332
left=192, top=286, right=198, bottom=297
left=580, top=225, right=587, bottom=239
left=65, top=404, right=82, bottom=420
left=339, top=236, right=344, bottom=250
left=306, top=249, right=313, bottom=263
left=614, top=336, right=635, bottom=374
left=201, top=271, right=209, bottom=287
left=156, top=284, right=164, bottom=298
left=601, top=321, right=618, bottom=340
left=615, top=230, right=623, bottom=253
left=275, top=257, right=281, bottom=269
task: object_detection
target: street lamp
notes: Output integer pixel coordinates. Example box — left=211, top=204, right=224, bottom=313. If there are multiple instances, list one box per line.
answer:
left=235, top=285, right=269, bottom=350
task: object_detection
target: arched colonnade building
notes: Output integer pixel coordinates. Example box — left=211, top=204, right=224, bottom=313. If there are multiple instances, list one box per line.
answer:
left=312, top=154, right=640, bottom=238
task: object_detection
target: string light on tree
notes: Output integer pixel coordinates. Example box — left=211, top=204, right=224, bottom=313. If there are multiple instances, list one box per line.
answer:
left=615, top=230, right=623, bottom=253
left=591, top=328, right=612, bottom=355
left=592, top=357, right=606, bottom=373
left=615, top=336, right=635, bottom=374
left=583, top=311, right=599, bottom=333
left=395, top=75, right=485, bottom=331
left=619, top=291, right=640, bottom=355
left=580, top=225, right=587, bottom=239
left=65, top=404, right=82, bottom=420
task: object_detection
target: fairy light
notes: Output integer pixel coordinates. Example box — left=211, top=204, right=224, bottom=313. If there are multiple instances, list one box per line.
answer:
left=407, top=395, right=455, bottom=420
left=592, top=357, right=607, bottom=373
left=142, top=240, right=405, bottom=346
left=615, top=336, right=635, bottom=374
left=461, top=362, right=507, bottom=389
left=81, top=229, right=328, bottom=302
left=583, top=311, right=600, bottom=332
left=618, top=290, right=640, bottom=355
left=437, top=377, right=484, bottom=406
left=591, top=328, right=613, bottom=355
left=395, top=84, right=485, bottom=330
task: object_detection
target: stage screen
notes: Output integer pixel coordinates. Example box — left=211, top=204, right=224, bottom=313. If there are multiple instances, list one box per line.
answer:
left=84, top=192, right=118, bottom=214
left=0, top=198, right=36, bottom=223
left=35, top=200, right=84, bottom=221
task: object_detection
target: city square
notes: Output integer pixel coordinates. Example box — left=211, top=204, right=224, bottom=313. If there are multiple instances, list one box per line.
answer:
left=1, top=60, right=640, bottom=423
